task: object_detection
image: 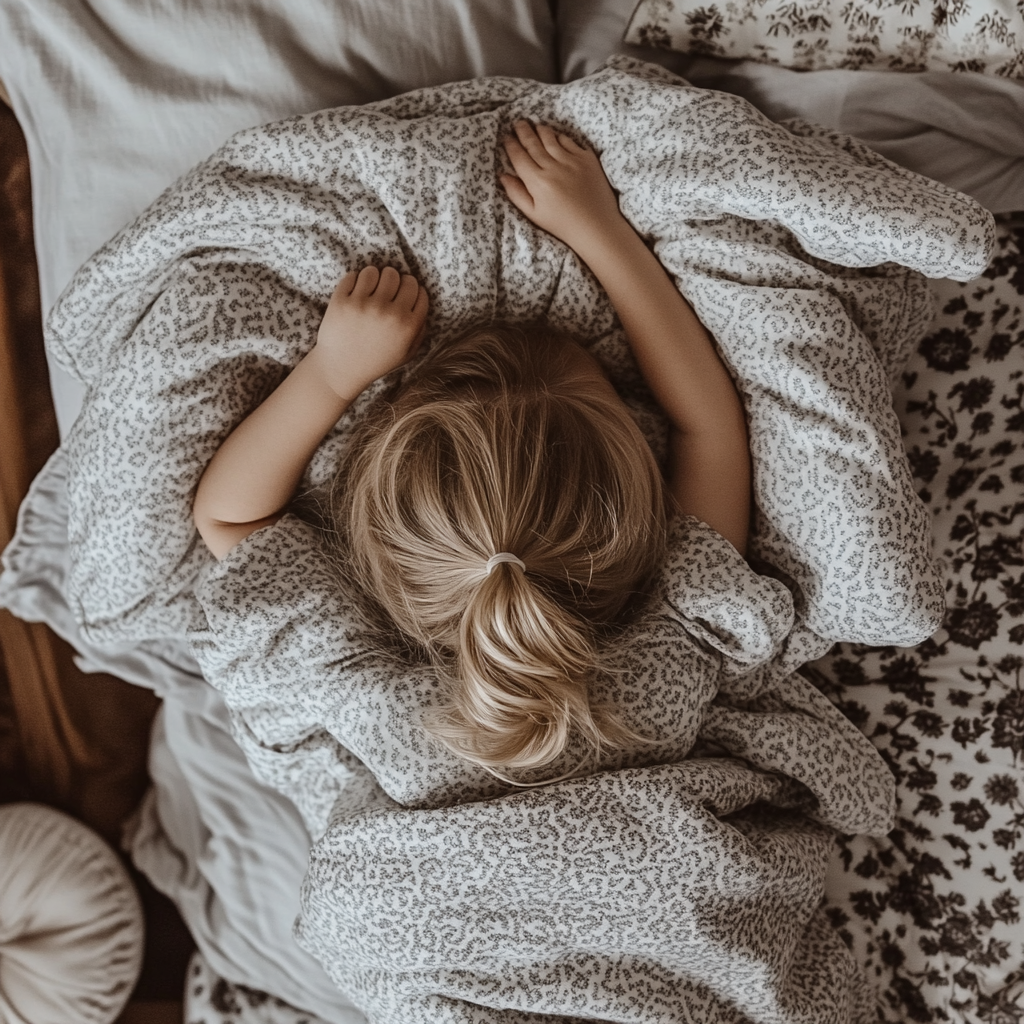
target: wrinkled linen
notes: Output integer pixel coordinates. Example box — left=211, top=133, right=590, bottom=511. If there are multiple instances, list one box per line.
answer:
left=193, top=514, right=894, bottom=1023
left=51, top=59, right=992, bottom=650
left=30, top=56, right=997, bottom=1022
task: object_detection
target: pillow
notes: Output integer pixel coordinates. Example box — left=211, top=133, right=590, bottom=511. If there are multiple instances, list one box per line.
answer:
left=42, top=58, right=993, bottom=660
left=0, top=0, right=556, bottom=437
left=0, top=803, right=143, bottom=1024
left=625, top=0, right=1024, bottom=75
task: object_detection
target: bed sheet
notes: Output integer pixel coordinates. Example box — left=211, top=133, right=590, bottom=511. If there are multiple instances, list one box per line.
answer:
left=811, top=219, right=1024, bottom=1024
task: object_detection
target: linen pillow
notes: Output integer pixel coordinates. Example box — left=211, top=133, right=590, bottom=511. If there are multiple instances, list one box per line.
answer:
left=0, top=0, right=556, bottom=437
left=625, top=0, right=1024, bottom=75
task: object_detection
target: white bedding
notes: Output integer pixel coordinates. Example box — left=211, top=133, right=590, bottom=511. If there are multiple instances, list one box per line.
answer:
left=0, top=1, right=1022, bottom=1020
left=3, top=53, right=997, bottom=1021
left=0, top=0, right=557, bottom=437
left=3, top=0, right=1021, bottom=439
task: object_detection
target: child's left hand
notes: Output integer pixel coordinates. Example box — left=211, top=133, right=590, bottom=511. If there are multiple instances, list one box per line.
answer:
left=500, top=120, right=624, bottom=255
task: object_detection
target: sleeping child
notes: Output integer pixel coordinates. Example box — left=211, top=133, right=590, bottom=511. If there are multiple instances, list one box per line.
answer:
left=192, top=120, right=751, bottom=778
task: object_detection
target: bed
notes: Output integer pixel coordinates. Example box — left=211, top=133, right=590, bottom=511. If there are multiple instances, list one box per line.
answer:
left=0, top=1, right=1022, bottom=1022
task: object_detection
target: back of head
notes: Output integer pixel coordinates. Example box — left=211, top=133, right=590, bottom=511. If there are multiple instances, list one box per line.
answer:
left=332, top=323, right=667, bottom=778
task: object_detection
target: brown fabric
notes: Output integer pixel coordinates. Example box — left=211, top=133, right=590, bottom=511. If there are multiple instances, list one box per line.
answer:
left=0, top=102, right=158, bottom=843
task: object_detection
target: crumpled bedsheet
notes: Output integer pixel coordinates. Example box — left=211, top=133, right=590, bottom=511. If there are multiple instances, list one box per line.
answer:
left=29, top=56, right=996, bottom=1022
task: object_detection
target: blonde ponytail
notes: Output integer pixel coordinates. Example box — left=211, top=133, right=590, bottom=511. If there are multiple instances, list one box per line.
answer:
left=447, top=562, right=604, bottom=771
left=330, top=323, right=667, bottom=777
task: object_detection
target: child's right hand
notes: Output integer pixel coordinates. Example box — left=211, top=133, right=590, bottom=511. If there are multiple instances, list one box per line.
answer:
left=313, top=266, right=429, bottom=402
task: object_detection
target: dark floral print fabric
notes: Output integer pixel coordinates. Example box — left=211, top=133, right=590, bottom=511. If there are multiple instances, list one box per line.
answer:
left=184, top=952, right=337, bottom=1024
left=808, top=217, right=1024, bottom=1024
left=626, top=0, right=1024, bottom=75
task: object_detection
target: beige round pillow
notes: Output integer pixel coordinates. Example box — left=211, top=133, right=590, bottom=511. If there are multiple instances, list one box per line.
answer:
left=0, top=803, right=143, bottom=1024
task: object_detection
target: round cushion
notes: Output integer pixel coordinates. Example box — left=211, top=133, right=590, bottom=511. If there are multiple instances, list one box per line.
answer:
left=0, top=803, right=143, bottom=1024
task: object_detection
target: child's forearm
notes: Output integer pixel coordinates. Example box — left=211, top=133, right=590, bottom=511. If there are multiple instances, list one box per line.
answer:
left=193, top=348, right=351, bottom=559
left=498, top=122, right=751, bottom=552
left=668, top=424, right=751, bottom=556
left=573, top=217, right=752, bottom=553
left=572, top=217, right=741, bottom=437
left=194, top=266, right=429, bottom=560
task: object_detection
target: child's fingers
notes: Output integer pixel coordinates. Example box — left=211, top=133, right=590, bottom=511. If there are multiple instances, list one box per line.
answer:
left=535, top=124, right=567, bottom=160
left=375, top=266, right=401, bottom=300
left=412, top=286, right=430, bottom=326
left=409, top=312, right=430, bottom=356
left=557, top=132, right=588, bottom=155
left=406, top=288, right=429, bottom=355
left=499, top=173, right=533, bottom=214
left=396, top=272, right=420, bottom=309
left=503, top=135, right=537, bottom=177
left=334, top=269, right=359, bottom=298
left=512, top=120, right=551, bottom=167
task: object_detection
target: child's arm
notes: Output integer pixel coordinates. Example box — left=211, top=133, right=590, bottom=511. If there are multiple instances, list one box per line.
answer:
left=500, top=121, right=751, bottom=555
left=193, top=266, right=429, bottom=560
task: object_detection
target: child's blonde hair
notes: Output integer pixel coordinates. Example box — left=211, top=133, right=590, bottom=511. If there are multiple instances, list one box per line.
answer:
left=330, top=323, right=667, bottom=777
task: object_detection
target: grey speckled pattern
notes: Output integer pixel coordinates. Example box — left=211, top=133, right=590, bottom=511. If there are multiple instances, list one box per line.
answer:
left=50, top=56, right=991, bottom=651
left=39, top=56, right=999, bottom=1022
left=187, top=507, right=901, bottom=1020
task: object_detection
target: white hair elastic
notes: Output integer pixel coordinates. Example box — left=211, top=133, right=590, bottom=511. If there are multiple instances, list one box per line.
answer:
left=484, top=552, right=526, bottom=576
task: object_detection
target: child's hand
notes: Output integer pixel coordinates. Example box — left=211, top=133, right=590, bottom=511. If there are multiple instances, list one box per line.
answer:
left=500, top=120, right=624, bottom=254
left=313, top=266, right=429, bottom=401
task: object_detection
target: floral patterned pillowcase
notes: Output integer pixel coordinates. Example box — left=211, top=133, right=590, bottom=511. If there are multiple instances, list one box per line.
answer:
left=625, top=0, right=1024, bottom=75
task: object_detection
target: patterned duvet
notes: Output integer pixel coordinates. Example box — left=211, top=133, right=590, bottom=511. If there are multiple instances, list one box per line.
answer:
left=4, top=57, right=1016, bottom=1023
left=179, top=218, right=1024, bottom=1024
